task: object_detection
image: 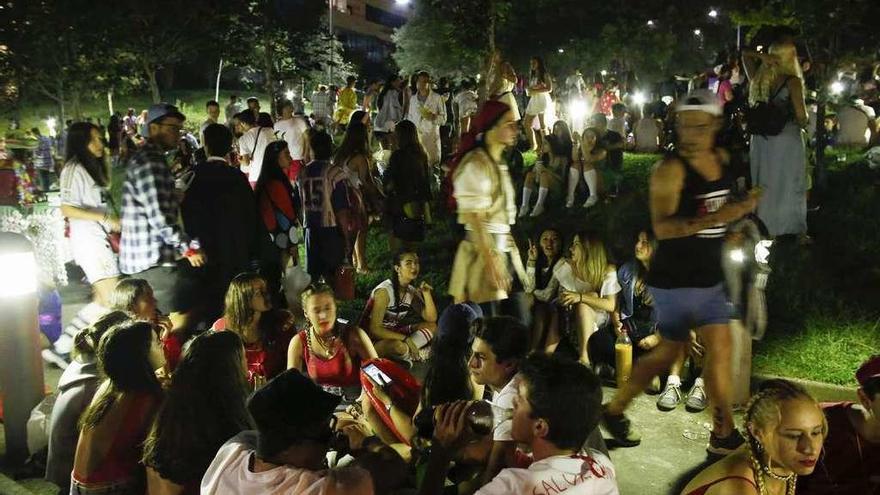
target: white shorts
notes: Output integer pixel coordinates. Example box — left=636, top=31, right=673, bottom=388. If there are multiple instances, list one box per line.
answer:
left=69, top=233, right=120, bottom=283
left=526, top=92, right=552, bottom=115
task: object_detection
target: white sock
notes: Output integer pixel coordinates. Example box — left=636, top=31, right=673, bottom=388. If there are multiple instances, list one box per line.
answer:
left=667, top=374, right=681, bottom=387
left=406, top=328, right=433, bottom=349
left=566, top=167, right=580, bottom=205
left=583, top=169, right=598, bottom=198
left=534, top=187, right=549, bottom=209
left=520, top=187, right=533, bottom=211
left=693, top=377, right=704, bottom=389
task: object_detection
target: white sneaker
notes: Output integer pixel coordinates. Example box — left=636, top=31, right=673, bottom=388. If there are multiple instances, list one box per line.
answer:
left=529, top=204, right=545, bottom=217
left=583, top=196, right=598, bottom=208
left=518, top=204, right=530, bottom=218
left=42, top=348, right=70, bottom=369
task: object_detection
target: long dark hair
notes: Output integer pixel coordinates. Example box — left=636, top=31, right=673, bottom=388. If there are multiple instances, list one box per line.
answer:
left=390, top=250, right=416, bottom=311
left=255, top=141, right=294, bottom=198
left=109, top=278, right=152, bottom=315
left=377, top=75, right=399, bottom=110
left=80, top=321, right=162, bottom=430
left=334, top=122, right=370, bottom=166
left=65, top=122, right=108, bottom=187
left=142, top=331, right=252, bottom=485
left=530, top=56, right=548, bottom=85
left=535, top=228, right=563, bottom=288
left=72, top=310, right=132, bottom=362
left=547, top=120, right=573, bottom=158
left=394, top=120, right=427, bottom=163
left=421, top=308, right=476, bottom=408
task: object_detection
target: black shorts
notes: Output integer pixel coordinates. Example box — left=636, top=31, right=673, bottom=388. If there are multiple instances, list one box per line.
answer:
left=133, top=261, right=202, bottom=314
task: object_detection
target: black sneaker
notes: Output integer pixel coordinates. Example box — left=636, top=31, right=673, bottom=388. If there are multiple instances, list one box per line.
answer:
left=601, top=404, right=641, bottom=447
left=707, top=429, right=746, bottom=456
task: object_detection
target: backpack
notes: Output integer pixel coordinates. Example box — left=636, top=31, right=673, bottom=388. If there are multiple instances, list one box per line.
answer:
left=746, top=77, right=792, bottom=136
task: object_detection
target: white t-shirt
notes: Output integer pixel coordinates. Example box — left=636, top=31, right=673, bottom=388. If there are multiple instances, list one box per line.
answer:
left=201, top=432, right=328, bottom=495
left=238, top=126, right=277, bottom=182
left=476, top=451, right=619, bottom=495
left=59, top=160, right=109, bottom=240
left=274, top=117, right=309, bottom=161
left=608, top=116, right=627, bottom=137
left=491, top=375, right=519, bottom=442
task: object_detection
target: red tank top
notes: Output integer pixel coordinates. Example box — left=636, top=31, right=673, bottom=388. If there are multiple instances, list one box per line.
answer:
left=298, top=326, right=361, bottom=387
left=73, top=391, right=160, bottom=484
left=685, top=475, right=758, bottom=495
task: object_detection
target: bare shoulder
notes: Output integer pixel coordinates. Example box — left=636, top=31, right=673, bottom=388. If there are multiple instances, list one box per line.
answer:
left=681, top=453, right=757, bottom=495
left=651, top=156, right=685, bottom=183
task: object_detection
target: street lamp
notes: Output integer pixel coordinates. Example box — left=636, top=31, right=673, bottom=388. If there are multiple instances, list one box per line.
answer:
left=558, top=48, right=565, bottom=54
left=708, top=9, right=719, bottom=18
left=0, top=232, right=44, bottom=465
left=694, top=29, right=702, bottom=36
left=600, top=70, right=608, bottom=77
left=646, top=20, right=655, bottom=27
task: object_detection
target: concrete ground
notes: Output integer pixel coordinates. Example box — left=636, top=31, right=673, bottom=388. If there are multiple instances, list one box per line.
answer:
left=0, top=277, right=849, bottom=495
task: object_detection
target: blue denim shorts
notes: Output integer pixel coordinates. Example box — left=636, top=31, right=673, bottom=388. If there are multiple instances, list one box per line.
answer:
left=648, top=284, right=732, bottom=342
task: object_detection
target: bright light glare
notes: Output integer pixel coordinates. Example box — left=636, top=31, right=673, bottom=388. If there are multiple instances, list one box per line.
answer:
left=830, top=81, right=845, bottom=95
left=45, top=117, right=57, bottom=138
left=0, top=252, right=37, bottom=297
left=285, top=90, right=295, bottom=101
left=633, top=91, right=647, bottom=106
left=708, top=9, right=718, bottom=18
left=755, top=240, right=773, bottom=265
left=568, top=99, right=588, bottom=120
left=558, top=48, right=565, bottom=54
left=600, top=70, right=608, bottom=76
left=729, top=248, right=746, bottom=264
left=395, top=0, right=410, bottom=4
left=694, top=29, right=702, bottom=36
left=646, top=20, right=655, bottom=27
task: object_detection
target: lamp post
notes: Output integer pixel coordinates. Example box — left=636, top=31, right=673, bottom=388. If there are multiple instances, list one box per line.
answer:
left=328, top=0, right=334, bottom=84
left=0, top=232, right=44, bottom=465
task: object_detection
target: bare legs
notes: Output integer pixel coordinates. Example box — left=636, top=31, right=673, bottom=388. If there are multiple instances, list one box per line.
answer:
left=91, top=277, right=119, bottom=308
left=607, top=323, right=734, bottom=438
left=574, top=303, right=598, bottom=365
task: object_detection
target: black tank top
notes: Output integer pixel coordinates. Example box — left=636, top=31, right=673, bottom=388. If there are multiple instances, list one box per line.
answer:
left=647, top=153, right=732, bottom=289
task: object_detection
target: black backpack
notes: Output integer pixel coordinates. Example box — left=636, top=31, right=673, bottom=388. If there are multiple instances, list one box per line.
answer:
left=746, top=77, right=792, bottom=136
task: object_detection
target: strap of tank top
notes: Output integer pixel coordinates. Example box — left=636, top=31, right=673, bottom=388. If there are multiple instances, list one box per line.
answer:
left=692, top=475, right=758, bottom=494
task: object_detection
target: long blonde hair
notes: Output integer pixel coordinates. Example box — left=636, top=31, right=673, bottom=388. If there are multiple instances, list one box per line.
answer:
left=571, top=231, right=609, bottom=291
left=749, top=42, right=804, bottom=106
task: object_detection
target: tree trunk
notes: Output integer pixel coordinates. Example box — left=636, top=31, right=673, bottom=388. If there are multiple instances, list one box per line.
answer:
left=263, top=44, right=278, bottom=108
left=145, top=62, right=161, bottom=103
left=71, top=90, right=82, bottom=120
left=107, top=89, right=114, bottom=116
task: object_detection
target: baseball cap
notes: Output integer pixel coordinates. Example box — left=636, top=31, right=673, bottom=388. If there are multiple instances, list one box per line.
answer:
left=856, top=355, right=880, bottom=386
left=146, top=103, right=186, bottom=125
left=675, top=89, right=723, bottom=117
left=247, top=369, right=341, bottom=455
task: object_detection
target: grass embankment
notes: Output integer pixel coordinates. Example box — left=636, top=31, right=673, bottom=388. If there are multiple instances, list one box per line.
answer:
left=14, top=90, right=880, bottom=385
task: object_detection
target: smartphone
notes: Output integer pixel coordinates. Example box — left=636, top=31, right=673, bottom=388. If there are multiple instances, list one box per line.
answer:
left=363, top=363, right=392, bottom=386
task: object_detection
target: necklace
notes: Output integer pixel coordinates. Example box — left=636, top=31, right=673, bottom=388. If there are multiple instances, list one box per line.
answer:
left=761, top=464, right=795, bottom=483
left=307, top=326, right=338, bottom=358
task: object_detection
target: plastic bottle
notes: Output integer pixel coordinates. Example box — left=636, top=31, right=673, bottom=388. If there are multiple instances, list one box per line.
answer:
left=615, top=328, right=633, bottom=388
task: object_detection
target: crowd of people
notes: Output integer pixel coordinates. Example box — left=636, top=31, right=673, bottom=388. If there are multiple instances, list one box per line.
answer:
left=1, top=27, right=877, bottom=495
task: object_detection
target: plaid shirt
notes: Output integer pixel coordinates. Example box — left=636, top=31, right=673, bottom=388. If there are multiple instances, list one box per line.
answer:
left=310, top=91, right=332, bottom=118
left=119, top=142, right=189, bottom=274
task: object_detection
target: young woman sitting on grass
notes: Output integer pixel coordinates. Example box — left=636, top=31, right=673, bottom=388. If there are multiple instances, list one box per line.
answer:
left=143, top=331, right=252, bottom=495
left=287, top=283, right=378, bottom=399
left=71, top=321, right=165, bottom=494
left=533, top=231, right=619, bottom=366
left=212, top=272, right=295, bottom=386
left=363, top=250, right=438, bottom=364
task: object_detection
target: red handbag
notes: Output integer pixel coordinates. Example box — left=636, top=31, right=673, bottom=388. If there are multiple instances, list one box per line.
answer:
left=360, top=359, right=422, bottom=445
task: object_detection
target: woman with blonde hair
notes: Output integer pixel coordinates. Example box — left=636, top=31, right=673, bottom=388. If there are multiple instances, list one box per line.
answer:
left=681, top=379, right=826, bottom=495
left=743, top=42, right=809, bottom=241
left=533, top=231, right=619, bottom=365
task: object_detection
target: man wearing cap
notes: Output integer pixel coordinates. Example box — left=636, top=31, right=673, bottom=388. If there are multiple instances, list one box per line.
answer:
left=200, top=369, right=350, bottom=494
left=602, top=90, right=760, bottom=455
left=119, top=103, right=205, bottom=333
left=798, top=355, right=880, bottom=494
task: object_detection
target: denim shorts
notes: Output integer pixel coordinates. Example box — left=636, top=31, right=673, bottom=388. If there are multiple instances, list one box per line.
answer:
left=648, top=284, right=732, bottom=342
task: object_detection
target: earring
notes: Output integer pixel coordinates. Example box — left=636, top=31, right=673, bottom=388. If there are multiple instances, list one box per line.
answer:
left=756, top=440, right=765, bottom=453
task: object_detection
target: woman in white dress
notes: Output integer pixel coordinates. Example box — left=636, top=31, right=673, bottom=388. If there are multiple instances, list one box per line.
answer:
left=59, top=122, right=120, bottom=307
left=523, top=56, right=554, bottom=152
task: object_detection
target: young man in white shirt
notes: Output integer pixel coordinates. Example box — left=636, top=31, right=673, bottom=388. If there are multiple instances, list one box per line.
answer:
left=406, top=71, right=447, bottom=167
left=274, top=100, right=310, bottom=181
left=201, top=369, right=349, bottom=494
left=200, top=100, right=221, bottom=145
left=235, top=109, right=276, bottom=186
left=421, top=353, right=619, bottom=495
left=468, top=316, right=529, bottom=484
